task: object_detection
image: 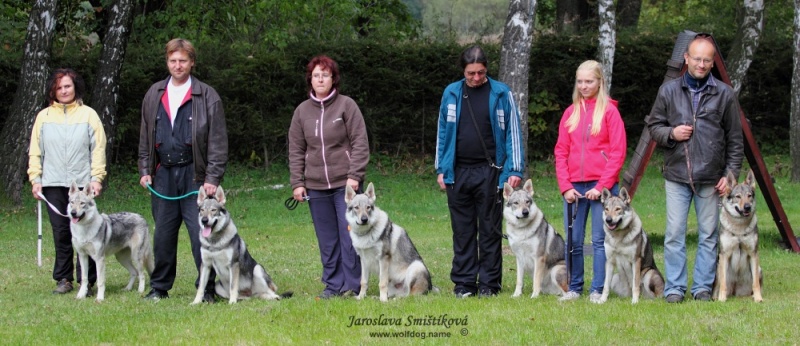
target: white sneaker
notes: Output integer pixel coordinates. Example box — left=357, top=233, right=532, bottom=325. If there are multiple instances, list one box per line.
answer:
left=559, top=291, right=580, bottom=301
left=589, top=291, right=602, bottom=303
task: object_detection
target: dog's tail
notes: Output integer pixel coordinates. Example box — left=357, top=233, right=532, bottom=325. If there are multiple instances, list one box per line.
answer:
left=279, top=291, right=294, bottom=299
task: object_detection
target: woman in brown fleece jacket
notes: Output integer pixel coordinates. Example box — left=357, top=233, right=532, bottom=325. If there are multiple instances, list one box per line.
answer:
left=288, top=55, right=369, bottom=299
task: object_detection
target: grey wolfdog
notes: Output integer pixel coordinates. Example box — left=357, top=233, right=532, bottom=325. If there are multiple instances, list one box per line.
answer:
left=597, top=187, right=664, bottom=304
left=502, top=179, right=568, bottom=298
left=67, top=181, right=154, bottom=302
left=714, top=169, right=763, bottom=302
left=193, top=186, right=289, bottom=304
left=344, top=183, right=434, bottom=302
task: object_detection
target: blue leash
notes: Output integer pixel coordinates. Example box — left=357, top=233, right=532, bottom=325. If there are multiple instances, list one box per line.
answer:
left=146, top=183, right=199, bottom=200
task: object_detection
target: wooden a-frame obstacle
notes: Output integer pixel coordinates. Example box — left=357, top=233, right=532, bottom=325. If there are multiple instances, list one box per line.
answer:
left=621, top=30, right=799, bottom=253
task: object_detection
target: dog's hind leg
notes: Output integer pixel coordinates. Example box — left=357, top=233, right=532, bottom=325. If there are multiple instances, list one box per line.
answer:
left=253, top=265, right=280, bottom=300
left=115, top=248, right=137, bottom=291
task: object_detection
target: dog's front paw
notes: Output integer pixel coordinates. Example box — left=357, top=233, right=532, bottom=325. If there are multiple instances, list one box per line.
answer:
left=76, top=290, right=87, bottom=299
left=94, top=297, right=104, bottom=303
left=631, top=297, right=639, bottom=304
left=511, top=292, right=521, bottom=298
left=753, top=295, right=763, bottom=303
left=530, top=291, right=540, bottom=299
left=591, top=295, right=606, bottom=304
left=380, top=295, right=388, bottom=302
left=228, top=299, right=237, bottom=304
left=190, top=299, right=202, bottom=306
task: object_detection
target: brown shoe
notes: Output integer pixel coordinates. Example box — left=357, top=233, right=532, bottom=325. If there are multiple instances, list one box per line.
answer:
left=52, top=279, right=73, bottom=294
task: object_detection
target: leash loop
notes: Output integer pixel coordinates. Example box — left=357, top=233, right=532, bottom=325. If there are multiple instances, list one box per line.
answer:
left=37, top=192, right=70, bottom=218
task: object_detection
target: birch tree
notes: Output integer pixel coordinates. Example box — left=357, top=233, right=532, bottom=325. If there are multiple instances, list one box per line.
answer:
left=726, top=0, right=764, bottom=95
left=792, top=0, right=800, bottom=182
left=499, top=0, right=537, bottom=174
left=90, top=0, right=135, bottom=166
left=597, top=0, right=616, bottom=89
left=0, top=0, right=58, bottom=204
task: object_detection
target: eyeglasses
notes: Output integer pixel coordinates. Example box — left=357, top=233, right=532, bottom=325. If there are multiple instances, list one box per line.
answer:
left=312, top=73, right=332, bottom=80
left=465, top=70, right=487, bottom=77
left=687, top=56, right=713, bottom=65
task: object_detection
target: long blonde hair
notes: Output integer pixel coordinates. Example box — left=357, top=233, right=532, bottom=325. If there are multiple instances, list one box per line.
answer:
left=565, top=60, right=609, bottom=135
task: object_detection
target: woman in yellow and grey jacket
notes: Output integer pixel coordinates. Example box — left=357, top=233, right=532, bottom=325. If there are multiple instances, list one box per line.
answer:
left=27, top=68, right=107, bottom=296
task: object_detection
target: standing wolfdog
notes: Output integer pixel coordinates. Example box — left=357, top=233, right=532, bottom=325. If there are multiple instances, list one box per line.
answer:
left=344, top=183, right=433, bottom=302
left=596, top=187, right=664, bottom=304
left=67, top=181, right=154, bottom=302
left=502, top=179, right=568, bottom=298
left=713, top=169, right=763, bottom=302
left=193, top=186, right=285, bottom=304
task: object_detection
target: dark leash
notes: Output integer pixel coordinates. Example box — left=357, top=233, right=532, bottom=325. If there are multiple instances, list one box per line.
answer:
left=565, top=198, right=580, bottom=277
left=284, top=190, right=342, bottom=211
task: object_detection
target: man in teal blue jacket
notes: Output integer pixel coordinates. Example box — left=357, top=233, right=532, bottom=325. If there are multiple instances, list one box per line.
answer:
left=435, top=45, right=525, bottom=298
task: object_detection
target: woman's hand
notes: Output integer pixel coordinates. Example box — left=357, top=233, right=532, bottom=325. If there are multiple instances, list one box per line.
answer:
left=293, top=186, right=307, bottom=202
left=32, top=183, right=42, bottom=200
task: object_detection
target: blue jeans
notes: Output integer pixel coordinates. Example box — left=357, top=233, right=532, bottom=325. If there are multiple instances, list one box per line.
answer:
left=562, top=182, right=617, bottom=294
left=663, top=180, right=719, bottom=297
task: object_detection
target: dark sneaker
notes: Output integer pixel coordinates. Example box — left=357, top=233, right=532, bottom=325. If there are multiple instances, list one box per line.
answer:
left=202, top=291, right=218, bottom=304
left=316, top=290, right=341, bottom=300
left=665, top=294, right=685, bottom=303
left=454, top=288, right=474, bottom=299
left=694, top=291, right=711, bottom=301
left=52, top=279, right=73, bottom=294
left=143, top=288, right=169, bottom=300
left=478, top=288, right=498, bottom=298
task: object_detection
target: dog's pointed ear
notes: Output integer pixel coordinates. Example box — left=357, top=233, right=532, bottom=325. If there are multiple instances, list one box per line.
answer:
left=69, top=181, right=80, bottom=195
left=197, top=186, right=207, bottom=205
left=365, top=182, right=375, bottom=202
left=502, top=182, right=513, bottom=200
left=344, top=184, right=356, bottom=204
left=523, top=179, right=534, bottom=197
left=84, top=182, right=93, bottom=197
left=601, top=187, right=611, bottom=203
left=726, top=170, right=737, bottom=193
left=745, top=169, right=756, bottom=190
left=619, top=187, right=630, bottom=203
left=215, top=186, right=226, bottom=205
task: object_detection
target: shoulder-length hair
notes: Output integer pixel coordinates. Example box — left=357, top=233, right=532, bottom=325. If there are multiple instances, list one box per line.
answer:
left=47, top=68, right=85, bottom=105
left=565, top=60, right=609, bottom=136
left=305, top=55, right=340, bottom=93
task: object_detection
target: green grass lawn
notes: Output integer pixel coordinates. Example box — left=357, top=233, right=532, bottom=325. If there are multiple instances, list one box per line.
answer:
left=1, top=154, right=799, bottom=345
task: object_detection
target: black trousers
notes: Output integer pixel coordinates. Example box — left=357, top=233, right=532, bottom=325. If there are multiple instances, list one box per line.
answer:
left=149, top=164, right=215, bottom=292
left=446, top=165, right=503, bottom=293
left=43, top=186, right=96, bottom=284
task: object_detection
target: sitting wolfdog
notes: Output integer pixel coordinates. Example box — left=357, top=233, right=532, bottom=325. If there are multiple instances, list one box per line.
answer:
left=596, top=187, right=664, bottom=304
left=713, top=169, right=763, bottom=302
left=344, top=183, right=434, bottom=302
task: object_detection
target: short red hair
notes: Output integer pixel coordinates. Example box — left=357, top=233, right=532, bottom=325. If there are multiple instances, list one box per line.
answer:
left=305, top=55, right=340, bottom=93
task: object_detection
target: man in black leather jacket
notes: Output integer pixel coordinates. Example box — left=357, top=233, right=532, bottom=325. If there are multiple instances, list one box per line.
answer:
left=138, top=38, right=228, bottom=302
left=646, top=36, right=743, bottom=304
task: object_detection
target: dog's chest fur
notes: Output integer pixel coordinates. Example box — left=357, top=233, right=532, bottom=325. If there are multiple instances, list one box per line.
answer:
left=349, top=207, right=392, bottom=258
left=505, top=209, right=548, bottom=258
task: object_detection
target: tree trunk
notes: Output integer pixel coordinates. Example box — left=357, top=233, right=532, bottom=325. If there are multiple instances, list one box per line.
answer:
left=0, top=0, right=58, bottom=205
left=792, top=0, right=800, bottom=182
left=597, top=0, right=616, bottom=89
left=499, top=0, right=537, bottom=179
left=556, top=0, right=588, bottom=34
left=90, top=0, right=135, bottom=168
left=726, top=0, right=764, bottom=96
left=616, top=0, right=641, bottom=30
